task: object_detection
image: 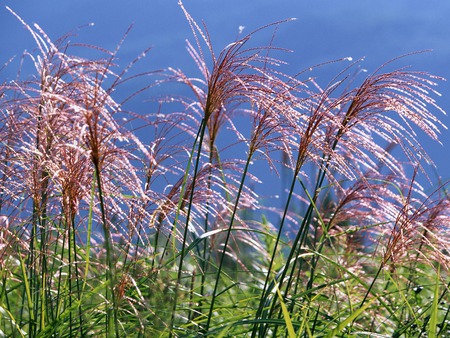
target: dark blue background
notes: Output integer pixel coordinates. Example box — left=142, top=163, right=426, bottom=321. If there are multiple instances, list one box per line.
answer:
left=2, top=0, right=449, bottom=190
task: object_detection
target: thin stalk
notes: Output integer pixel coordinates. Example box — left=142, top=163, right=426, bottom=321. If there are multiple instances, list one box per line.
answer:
left=71, top=217, right=84, bottom=336
left=301, top=181, right=328, bottom=293
left=80, top=172, right=96, bottom=312
left=360, top=262, right=384, bottom=309
left=38, top=184, right=49, bottom=334
left=68, top=219, right=73, bottom=337
left=169, top=118, right=206, bottom=337
left=195, top=141, right=215, bottom=327
left=46, top=222, right=61, bottom=325
left=92, top=163, right=119, bottom=338
left=17, top=247, right=35, bottom=335
left=158, top=120, right=203, bottom=270
left=281, top=115, right=354, bottom=300
left=266, top=196, right=316, bottom=337
left=65, top=211, right=83, bottom=336
left=251, top=167, right=297, bottom=338
left=55, top=226, right=66, bottom=335
left=259, top=168, right=327, bottom=337
left=437, top=281, right=450, bottom=336
left=26, top=207, right=38, bottom=336
left=275, top=177, right=329, bottom=316
left=84, top=174, right=95, bottom=276
left=150, top=219, right=161, bottom=270
left=204, top=150, right=253, bottom=333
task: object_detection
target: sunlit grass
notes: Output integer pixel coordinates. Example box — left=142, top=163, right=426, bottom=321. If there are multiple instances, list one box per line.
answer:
left=0, top=2, right=449, bottom=337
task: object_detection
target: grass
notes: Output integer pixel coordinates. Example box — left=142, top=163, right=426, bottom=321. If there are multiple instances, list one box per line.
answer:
left=1, top=2, right=450, bottom=337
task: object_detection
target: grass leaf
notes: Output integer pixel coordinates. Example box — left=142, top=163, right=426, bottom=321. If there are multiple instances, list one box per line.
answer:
left=326, top=297, right=378, bottom=337
left=428, top=264, right=440, bottom=338
left=275, top=281, right=297, bottom=338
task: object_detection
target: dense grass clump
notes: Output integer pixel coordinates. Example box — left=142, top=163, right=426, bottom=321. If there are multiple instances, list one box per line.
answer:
left=1, top=2, right=449, bottom=337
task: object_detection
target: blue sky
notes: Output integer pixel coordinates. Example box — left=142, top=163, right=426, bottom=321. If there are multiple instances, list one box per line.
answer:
left=1, top=0, right=449, bottom=189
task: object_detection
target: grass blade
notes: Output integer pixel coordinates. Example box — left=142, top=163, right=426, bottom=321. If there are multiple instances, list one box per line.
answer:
left=275, top=281, right=296, bottom=338
left=428, top=265, right=440, bottom=338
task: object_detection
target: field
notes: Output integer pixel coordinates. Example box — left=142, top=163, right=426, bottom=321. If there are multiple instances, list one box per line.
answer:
left=0, top=3, right=449, bottom=337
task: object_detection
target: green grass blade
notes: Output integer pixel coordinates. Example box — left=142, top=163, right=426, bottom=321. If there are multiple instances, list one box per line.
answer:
left=82, top=169, right=97, bottom=296
left=275, top=281, right=296, bottom=338
left=0, top=306, right=26, bottom=338
left=326, top=297, right=378, bottom=337
left=428, top=264, right=440, bottom=338
left=17, top=248, right=34, bottom=324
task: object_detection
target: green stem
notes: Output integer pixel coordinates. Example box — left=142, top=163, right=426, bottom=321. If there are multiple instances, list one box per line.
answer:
left=93, top=164, right=118, bottom=338
left=195, top=141, right=215, bottom=328
left=169, top=118, right=206, bottom=337
left=260, top=165, right=328, bottom=337
left=205, top=150, right=253, bottom=333
left=159, top=120, right=204, bottom=270
left=69, top=212, right=84, bottom=336
left=251, top=168, right=297, bottom=338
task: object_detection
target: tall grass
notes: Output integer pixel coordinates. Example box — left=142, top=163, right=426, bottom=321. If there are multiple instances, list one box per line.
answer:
left=1, top=2, right=449, bottom=337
